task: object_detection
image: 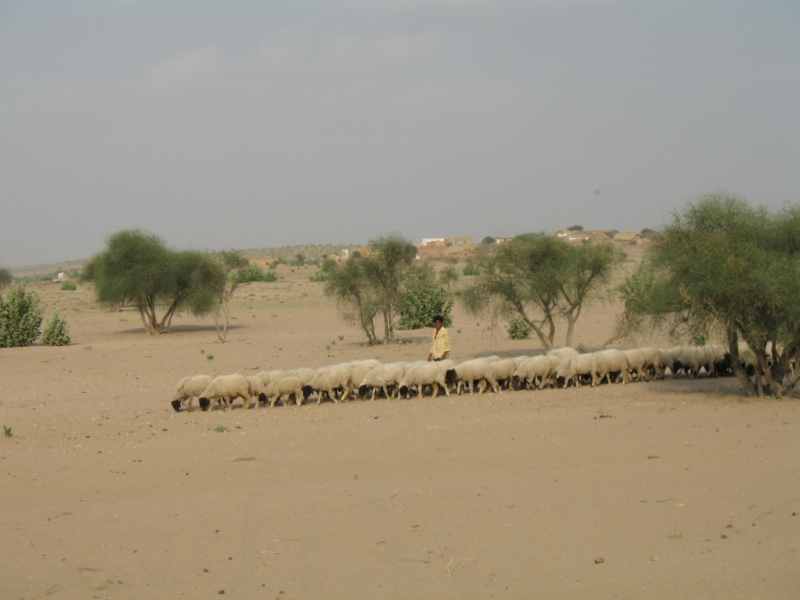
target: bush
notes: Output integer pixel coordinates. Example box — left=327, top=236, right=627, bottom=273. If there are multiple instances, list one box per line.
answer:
left=0, top=285, right=44, bottom=347
left=234, top=264, right=278, bottom=283
left=0, top=268, right=11, bottom=291
left=507, top=317, right=532, bottom=340
left=396, top=267, right=453, bottom=330
left=42, top=310, right=70, bottom=346
left=462, top=264, right=480, bottom=276
left=61, top=280, right=77, bottom=291
left=308, top=269, right=329, bottom=282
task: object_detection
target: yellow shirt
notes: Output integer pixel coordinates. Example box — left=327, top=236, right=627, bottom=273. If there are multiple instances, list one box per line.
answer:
left=430, top=327, right=451, bottom=359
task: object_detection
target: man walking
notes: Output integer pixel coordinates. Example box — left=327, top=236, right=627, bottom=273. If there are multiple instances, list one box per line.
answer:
left=427, top=315, right=450, bottom=362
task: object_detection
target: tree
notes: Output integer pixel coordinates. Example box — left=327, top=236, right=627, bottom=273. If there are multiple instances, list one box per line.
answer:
left=566, top=225, right=584, bottom=231
left=296, top=253, right=306, bottom=266
left=359, top=234, right=418, bottom=342
left=324, top=258, right=381, bottom=344
left=42, top=310, right=71, bottom=346
left=460, top=234, right=620, bottom=348
left=0, top=284, right=43, bottom=347
left=0, top=268, right=11, bottom=292
left=618, top=193, right=800, bottom=398
left=81, top=230, right=225, bottom=335
left=396, top=264, right=454, bottom=330
left=213, top=250, right=249, bottom=342
left=481, top=236, right=497, bottom=245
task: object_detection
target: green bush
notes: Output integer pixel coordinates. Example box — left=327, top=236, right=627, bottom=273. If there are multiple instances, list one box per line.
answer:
left=42, top=310, right=71, bottom=346
left=396, top=268, right=453, bottom=330
left=234, top=264, right=278, bottom=283
left=507, top=317, right=532, bottom=340
left=0, top=285, right=44, bottom=347
left=462, top=264, right=480, bottom=276
left=61, top=280, right=77, bottom=291
left=308, top=268, right=329, bottom=282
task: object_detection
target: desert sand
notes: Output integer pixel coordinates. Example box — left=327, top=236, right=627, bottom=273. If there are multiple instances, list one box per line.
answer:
left=2, top=264, right=799, bottom=599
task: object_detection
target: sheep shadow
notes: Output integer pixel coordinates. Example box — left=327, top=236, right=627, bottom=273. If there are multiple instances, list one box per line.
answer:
left=119, top=324, right=245, bottom=335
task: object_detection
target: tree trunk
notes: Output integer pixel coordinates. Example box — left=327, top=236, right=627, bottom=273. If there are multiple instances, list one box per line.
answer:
left=727, top=329, right=756, bottom=397
left=564, top=316, right=577, bottom=347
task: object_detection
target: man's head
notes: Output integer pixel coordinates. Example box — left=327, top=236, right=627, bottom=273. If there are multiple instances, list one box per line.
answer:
left=433, top=315, right=444, bottom=330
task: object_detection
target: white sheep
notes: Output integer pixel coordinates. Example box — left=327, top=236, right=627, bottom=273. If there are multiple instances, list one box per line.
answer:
left=639, top=347, right=664, bottom=380
left=512, top=355, right=531, bottom=368
left=398, top=361, right=451, bottom=398
left=265, top=376, right=304, bottom=407
left=446, top=358, right=498, bottom=394
left=305, top=364, right=352, bottom=404
left=348, top=361, right=382, bottom=399
left=247, top=370, right=285, bottom=406
left=556, top=353, right=600, bottom=387
left=547, top=347, right=579, bottom=359
left=622, top=349, right=650, bottom=381
left=359, top=362, right=408, bottom=401
left=490, top=358, right=517, bottom=391
left=514, top=356, right=556, bottom=390
left=171, top=375, right=212, bottom=412
left=198, top=374, right=252, bottom=411
left=595, top=349, right=630, bottom=384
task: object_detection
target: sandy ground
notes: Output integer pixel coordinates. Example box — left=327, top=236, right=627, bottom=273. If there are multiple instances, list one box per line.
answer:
left=2, top=267, right=799, bottom=599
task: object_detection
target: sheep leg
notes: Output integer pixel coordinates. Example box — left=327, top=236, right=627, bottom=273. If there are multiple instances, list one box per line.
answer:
left=269, top=395, right=278, bottom=408
left=329, top=388, right=339, bottom=403
left=186, top=397, right=194, bottom=412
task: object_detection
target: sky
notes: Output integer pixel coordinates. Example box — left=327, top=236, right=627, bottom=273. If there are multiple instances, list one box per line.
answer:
left=1, top=0, right=799, bottom=267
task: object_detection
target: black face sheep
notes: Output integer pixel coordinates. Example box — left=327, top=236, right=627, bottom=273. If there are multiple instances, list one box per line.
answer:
left=490, top=358, right=517, bottom=391
left=514, top=356, right=555, bottom=390
left=348, top=361, right=382, bottom=399
left=264, top=376, right=304, bottom=407
left=247, top=370, right=284, bottom=406
left=304, top=365, right=352, bottom=404
left=198, top=374, right=252, bottom=411
left=398, top=361, right=451, bottom=398
left=555, top=353, right=600, bottom=388
left=621, top=349, right=650, bottom=382
left=172, top=375, right=212, bottom=412
left=358, top=362, right=408, bottom=401
left=595, top=349, right=630, bottom=384
left=446, top=358, right=498, bottom=395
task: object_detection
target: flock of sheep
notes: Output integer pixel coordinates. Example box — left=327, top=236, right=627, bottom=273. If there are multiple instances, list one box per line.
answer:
left=170, top=344, right=740, bottom=412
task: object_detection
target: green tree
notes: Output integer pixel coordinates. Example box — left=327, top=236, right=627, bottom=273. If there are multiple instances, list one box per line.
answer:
left=618, top=193, right=800, bottom=398
left=396, top=264, right=453, bottom=330
left=324, top=258, right=381, bottom=344
left=566, top=225, right=584, bottom=231
left=81, top=230, right=225, bottom=335
left=359, top=234, right=418, bottom=342
left=461, top=234, right=620, bottom=348
left=0, top=284, right=44, bottom=347
left=213, top=250, right=249, bottom=342
left=0, top=268, right=11, bottom=292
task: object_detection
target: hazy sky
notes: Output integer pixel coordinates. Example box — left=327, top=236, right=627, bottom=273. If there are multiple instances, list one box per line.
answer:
left=2, top=1, right=799, bottom=267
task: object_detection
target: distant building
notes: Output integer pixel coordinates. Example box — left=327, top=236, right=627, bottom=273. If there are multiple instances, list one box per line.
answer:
left=495, top=237, right=513, bottom=245
left=613, top=232, right=648, bottom=245
left=445, top=237, right=473, bottom=246
left=421, top=238, right=446, bottom=247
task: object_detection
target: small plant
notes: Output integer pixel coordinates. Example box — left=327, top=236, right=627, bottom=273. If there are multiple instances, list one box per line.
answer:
left=207, top=354, right=214, bottom=360
left=462, top=264, right=480, bottom=276
left=507, top=317, right=531, bottom=340
left=61, top=280, right=77, bottom=291
left=325, top=345, right=331, bottom=350
left=669, top=524, right=682, bottom=539
left=577, top=343, right=586, bottom=354
left=338, top=335, right=344, bottom=341
left=3, top=426, right=11, bottom=438
left=42, top=310, right=71, bottom=346
left=214, top=426, right=229, bottom=433
left=331, top=341, right=336, bottom=345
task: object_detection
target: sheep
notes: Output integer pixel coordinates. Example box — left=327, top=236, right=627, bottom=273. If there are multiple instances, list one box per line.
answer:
left=348, top=361, right=382, bottom=399
left=304, top=364, right=352, bottom=404
left=622, top=349, right=649, bottom=381
left=512, top=355, right=531, bottom=368
left=658, top=348, right=677, bottom=378
left=264, top=376, right=304, bottom=407
left=279, top=367, right=316, bottom=403
left=490, top=358, right=517, bottom=391
left=514, top=356, right=556, bottom=390
left=446, top=358, right=498, bottom=395
left=556, top=353, right=600, bottom=387
left=639, top=347, right=664, bottom=380
left=398, top=361, right=451, bottom=398
left=247, top=370, right=285, bottom=406
left=358, top=362, right=408, bottom=401
left=198, top=374, right=251, bottom=411
left=675, top=346, right=727, bottom=379
left=547, top=347, right=579, bottom=359
left=595, top=349, right=630, bottom=384
left=171, top=375, right=212, bottom=412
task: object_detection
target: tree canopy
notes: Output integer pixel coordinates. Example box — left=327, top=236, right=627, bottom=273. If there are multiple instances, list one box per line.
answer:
left=460, top=233, right=623, bottom=348
left=81, top=230, right=225, bottom=334
left=0, top=267, right=11, bottom=291
left=618, top=193, right=800, bottom=397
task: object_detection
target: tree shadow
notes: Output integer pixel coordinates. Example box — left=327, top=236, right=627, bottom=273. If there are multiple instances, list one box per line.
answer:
left=118, top=324, right=246, bottom=334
